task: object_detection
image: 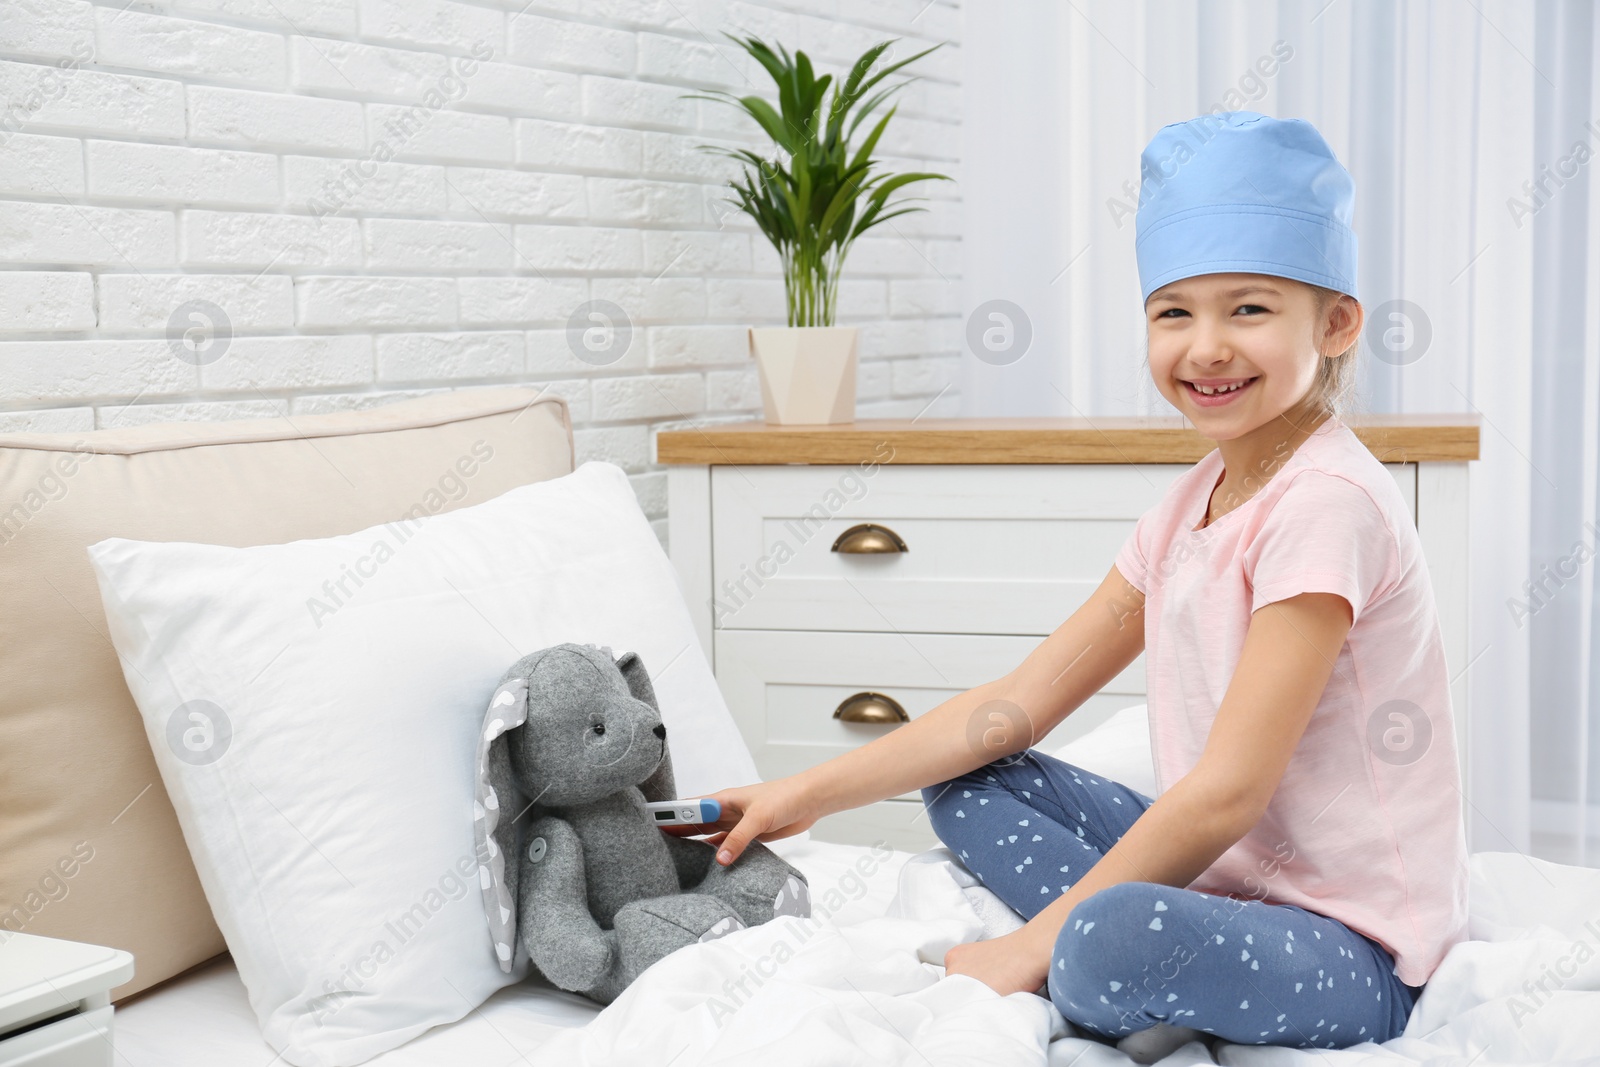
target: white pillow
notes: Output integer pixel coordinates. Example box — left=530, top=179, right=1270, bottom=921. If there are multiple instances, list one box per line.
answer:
left=1044, top=703, right=1158, bottom=798
left=87, top=461, right=757, bottom=1067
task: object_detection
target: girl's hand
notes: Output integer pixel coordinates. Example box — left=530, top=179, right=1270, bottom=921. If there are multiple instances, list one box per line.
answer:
left=659, top=775, right=823, bottom=865
left=942, top=928, right=1051, bottom=999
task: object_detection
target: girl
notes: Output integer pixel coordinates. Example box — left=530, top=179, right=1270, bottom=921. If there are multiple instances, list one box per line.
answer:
left=672, top=111, right=1469, bottom=1053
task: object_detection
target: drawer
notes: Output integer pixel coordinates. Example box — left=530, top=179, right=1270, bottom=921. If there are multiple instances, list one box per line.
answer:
left=707, top=461, right=1419, bottom=637
left=714, top=628, right=1145, bottom=805
left=0, top=1004, right=114, bottom=1067
left=710, top=463, right=1182, bottom=635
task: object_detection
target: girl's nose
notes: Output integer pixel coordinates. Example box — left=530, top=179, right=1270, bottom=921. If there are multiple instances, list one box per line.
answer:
left=1185, top=320, right=1234, bottom=365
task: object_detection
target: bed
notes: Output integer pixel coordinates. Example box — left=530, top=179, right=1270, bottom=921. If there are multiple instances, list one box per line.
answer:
left=111, top=704, right=1600, bottom=1066
left=113, top=807, right=1600, bottom=1066
left=5, top=390, right=1595, bottom=1066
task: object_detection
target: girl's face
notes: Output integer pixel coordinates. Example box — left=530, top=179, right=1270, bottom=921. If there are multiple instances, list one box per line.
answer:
left=1145, top=272, right=1341, bottom=437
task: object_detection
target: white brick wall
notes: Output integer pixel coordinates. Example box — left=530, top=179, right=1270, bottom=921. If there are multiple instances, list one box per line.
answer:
left=0, top=0, right=963, bottom=545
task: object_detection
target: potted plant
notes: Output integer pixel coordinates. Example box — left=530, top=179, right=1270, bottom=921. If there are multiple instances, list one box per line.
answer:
left=687, top=35, right=952, bottom=424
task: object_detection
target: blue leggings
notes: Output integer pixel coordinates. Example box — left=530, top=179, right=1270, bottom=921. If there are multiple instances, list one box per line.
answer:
left=921, top=749, right=1421, bottom=1049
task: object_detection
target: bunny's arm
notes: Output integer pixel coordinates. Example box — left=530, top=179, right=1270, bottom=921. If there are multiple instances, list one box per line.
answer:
left=519, top=813, right=615, bottom=992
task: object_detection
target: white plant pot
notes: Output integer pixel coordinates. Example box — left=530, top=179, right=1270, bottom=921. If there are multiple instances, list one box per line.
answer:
left=748, top=326, right=858, bottom=425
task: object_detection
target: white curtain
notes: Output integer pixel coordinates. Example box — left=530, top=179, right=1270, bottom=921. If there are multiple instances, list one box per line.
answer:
left=960, top=0, right=1600, bottom=864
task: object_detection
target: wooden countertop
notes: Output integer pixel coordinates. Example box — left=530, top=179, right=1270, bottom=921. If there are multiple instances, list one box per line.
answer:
left=655, top=413, right=1481, bottom=465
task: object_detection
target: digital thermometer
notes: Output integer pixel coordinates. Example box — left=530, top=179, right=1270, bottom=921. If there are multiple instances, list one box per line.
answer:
left=645, top=798, right=721, bottom=826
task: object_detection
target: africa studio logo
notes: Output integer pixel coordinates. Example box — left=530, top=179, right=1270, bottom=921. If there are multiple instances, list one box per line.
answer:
left=966, top=300, right=1032, bottom=367
left=165, top=700, right=233, bottom=765
left=566, top=300, right=632, bottom=366
left=166, top=300, right=232, bottom=366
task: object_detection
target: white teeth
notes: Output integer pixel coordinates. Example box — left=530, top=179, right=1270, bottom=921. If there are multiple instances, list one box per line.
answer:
left=1192, top=379, right=1251, bottom=395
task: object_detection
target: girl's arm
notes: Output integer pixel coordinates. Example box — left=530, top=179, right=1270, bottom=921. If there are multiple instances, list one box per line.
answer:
left=946, top=585, right=1355, bottom=995
left=696, top=563, right=1149, bottom=863
left=801, top=561, right=1152, bottom=817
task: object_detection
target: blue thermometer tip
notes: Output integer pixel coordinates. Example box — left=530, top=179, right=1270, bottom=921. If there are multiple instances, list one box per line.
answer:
left=700, top=798, right=721, bottom=823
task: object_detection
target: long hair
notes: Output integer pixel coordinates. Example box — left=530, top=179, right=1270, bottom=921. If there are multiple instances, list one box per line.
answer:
left=1305, top=283, right=1362, bottom=423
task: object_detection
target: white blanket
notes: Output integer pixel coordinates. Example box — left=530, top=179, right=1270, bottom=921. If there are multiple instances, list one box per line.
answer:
left=114, top=838, right=1600, bottom=1066
left=527, top=838, right=1051, bottom=1066
left=532, top=844, right=1600, bottom=1067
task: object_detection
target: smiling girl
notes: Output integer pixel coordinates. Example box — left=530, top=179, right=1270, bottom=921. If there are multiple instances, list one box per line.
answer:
left=677, top=111, right=1468, bottom=1053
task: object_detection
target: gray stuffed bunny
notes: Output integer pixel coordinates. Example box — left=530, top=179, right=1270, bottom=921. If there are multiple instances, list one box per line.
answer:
left=472, top=641, right=811, bottom=1004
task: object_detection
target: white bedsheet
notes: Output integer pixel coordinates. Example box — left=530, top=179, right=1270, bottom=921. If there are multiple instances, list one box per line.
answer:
left=115, top=840, right=1600, bottom=1066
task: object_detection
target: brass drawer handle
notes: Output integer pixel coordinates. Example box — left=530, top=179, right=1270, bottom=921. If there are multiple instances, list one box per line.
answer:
left=831, top=523, right=908, bottom=554
left=833, top=691, right=910, bottom=725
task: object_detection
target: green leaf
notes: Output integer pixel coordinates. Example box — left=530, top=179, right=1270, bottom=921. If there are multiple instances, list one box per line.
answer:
left=735, top=95, right=795, bottom=151
left=817, top=161, right=877, bottom=237
left=846, top=82, right=908, bottom=140
left=848, top=106, right=896, bottom=174
left=837, top=41, right=893, bottom=106
left=795, top=49, right=816, bottom=101
left=851, top=204, right=925, bottom=241
left=852, top=41, right=944, bottom=103
left=732, top=33, right=788, bottom=88
left=865, top=171, right=951, bottom=208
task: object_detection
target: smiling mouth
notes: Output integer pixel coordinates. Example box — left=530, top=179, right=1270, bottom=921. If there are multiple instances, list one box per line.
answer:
left=1183, top=377, right=1259, bottom=398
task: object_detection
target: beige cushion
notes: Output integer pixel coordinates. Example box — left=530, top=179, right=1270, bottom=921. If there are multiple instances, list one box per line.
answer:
left=0, top=388, right=573, bottom=1001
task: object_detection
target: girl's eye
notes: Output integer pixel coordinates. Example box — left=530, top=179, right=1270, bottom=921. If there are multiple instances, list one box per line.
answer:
left=592, top=723, right=606, bottom=736
left=1155, top=305, right=1268, bottom=319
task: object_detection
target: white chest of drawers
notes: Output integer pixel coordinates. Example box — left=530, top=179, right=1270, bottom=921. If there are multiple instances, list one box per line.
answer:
left=0, top=933, right=134, bottom=1066
left=658, top=416, right=1478, bottom=854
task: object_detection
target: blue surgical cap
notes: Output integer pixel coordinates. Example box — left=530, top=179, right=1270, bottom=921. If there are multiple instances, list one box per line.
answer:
left=1134, top=111, right=1359, bottom=305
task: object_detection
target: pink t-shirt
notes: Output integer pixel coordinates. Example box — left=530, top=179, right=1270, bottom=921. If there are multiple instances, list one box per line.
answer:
left=1112, top=415, right=1469, bottom=986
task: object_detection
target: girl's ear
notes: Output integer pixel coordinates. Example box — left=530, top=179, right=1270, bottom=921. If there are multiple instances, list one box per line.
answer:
left=475, top=675, right=529, bottom=974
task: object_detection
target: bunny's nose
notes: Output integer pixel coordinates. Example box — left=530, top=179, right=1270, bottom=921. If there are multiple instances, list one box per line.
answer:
left=652, top=724, right=666, bottom=740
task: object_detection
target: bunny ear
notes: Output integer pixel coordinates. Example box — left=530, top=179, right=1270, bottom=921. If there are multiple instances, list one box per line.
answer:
left=612, top=649, right=658, bottom=710
left=475, top=675, right=529, bottom=974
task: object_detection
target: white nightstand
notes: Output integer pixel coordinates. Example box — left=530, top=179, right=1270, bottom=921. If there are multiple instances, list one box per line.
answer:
left=0, top=933, right=134, bottom=1067
left=658, top=416, right=1478, bottom=854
